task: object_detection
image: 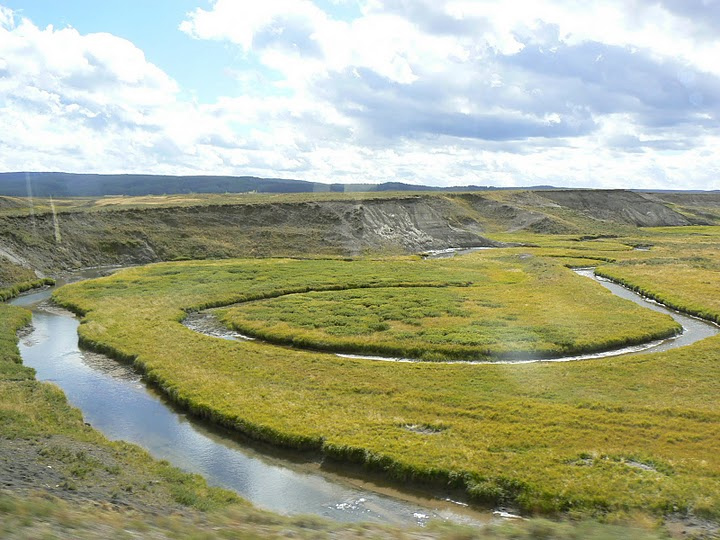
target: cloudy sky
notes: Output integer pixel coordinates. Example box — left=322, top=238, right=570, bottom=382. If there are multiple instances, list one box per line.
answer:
left=0, top=1, right=718, bottom=189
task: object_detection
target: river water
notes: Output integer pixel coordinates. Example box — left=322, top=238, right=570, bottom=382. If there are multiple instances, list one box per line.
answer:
left=573, top=268, right=718, bottom=357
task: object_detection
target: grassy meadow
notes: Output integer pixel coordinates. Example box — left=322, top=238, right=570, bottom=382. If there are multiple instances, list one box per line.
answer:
left=0, top=287, right=673, bottom=539
left=51, top=229, right=720, bottom=520
left=0, top=191, right=445, bottom=217
left=217, top=257, right=680, bottom=360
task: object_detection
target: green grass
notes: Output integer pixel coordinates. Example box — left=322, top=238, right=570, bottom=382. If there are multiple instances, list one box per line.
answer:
left=0, top=285, right=676, bottom=538
left=0, top=259, right=54, bottom=302
left=0, top=305, right=32, bottom=379
left=0, top=278, right=55, bottom=302
left=596, top=263, right=720, bottom=324
left=51, top=242, right=720, bottom=519
left=217, top=256, right=680, bottom=360
left=0, top=191, right=453, bottom=216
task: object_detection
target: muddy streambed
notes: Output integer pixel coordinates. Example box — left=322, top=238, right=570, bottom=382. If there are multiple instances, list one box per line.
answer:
left=186, top=268, right=719, bottom=364
left=10, top=272, right=492, bottom=526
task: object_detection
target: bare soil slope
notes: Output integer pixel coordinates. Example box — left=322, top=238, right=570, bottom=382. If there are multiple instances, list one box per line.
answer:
left=0, top=190, right=717, bottom=272
left=536, top=190, right=696, bottom=227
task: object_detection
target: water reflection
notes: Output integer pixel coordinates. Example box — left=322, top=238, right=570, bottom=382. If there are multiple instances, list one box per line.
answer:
left=12, top=297, right=487, bottom=526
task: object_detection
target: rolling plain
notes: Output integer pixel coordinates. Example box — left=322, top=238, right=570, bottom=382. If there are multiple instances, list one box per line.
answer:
left=1, top=187, right=720, bottom=538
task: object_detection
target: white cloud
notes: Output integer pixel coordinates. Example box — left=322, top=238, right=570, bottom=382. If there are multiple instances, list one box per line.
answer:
left=0, top=2, right=718, bottom=190
left=0, top=5, right=13, bottom=29
left=181, top=0, right=328, bottom=51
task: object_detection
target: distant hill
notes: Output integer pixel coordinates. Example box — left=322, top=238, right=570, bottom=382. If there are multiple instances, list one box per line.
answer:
left=0, top=172, right=556, bottom=197
left=1, top=172, right=714, bottom=198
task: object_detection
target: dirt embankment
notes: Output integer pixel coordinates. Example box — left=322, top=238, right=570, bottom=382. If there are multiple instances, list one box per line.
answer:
left=0, top=196, right=497, bottom=272
left=0, top=190, right=716, bottom=273
left=537, top=190, right=699, bottom=227
left=642, top=192, right=720, bottom=225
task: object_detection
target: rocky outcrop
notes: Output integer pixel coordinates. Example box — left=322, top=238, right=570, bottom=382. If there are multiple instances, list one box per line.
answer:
left=325, top=198, right=491, bottom=253
left=642, top=192, right=720, bottom=225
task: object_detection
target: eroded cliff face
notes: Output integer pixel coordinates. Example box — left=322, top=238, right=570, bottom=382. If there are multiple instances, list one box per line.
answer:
left=537, top=190, right=695, bottom=227
left=0, top=196, right=495, bottom=272
left=322, top=198, right=491, bottom=253
left=0, top=190, right=715, bottom=273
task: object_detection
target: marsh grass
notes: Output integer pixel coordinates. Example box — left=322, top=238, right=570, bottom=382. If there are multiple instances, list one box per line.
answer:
left=596, top=263, right=720, bottom=324
left=51, top=243, right=720, bottom=518
left=0, top=305, right=32, bottom=377
left=0, top=306, right=675, bottom=539
left=0, top=278, right=55, bottom=302
left=0, top=258, right=54, bottom=302
left=217, top=258, right=680, bottom=360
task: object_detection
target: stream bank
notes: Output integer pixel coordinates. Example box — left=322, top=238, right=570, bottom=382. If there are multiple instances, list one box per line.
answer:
left=10, top=275, right=491, bottom=526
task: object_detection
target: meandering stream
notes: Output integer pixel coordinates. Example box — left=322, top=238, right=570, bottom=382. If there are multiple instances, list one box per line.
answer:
left=184, top=268, right=719, bottom=364
left=10, top=272, right=488, bottom=526
left=10, top=262, right=719, bottom=525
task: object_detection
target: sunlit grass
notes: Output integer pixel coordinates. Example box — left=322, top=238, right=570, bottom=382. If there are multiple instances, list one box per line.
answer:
left=0, top=191, right=456, bottom=217
left=218, top=257, right=679, bottom=360
left=52, top=240, right=720, bottom=518
left=597, top=263, right=720, bottom=323
left=0, top=278, right=55, bottom=302
left=0, top=305, right=32, bottom=380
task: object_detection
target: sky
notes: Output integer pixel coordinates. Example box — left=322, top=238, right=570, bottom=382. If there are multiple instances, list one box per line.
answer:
left=0, top=1, right=718, bottom=189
